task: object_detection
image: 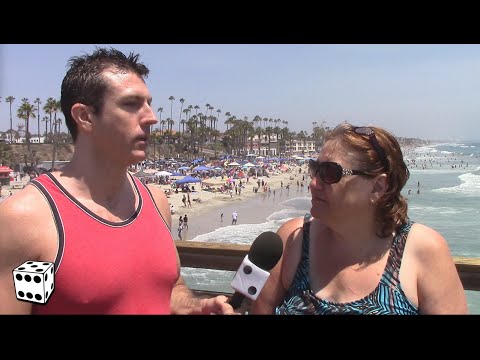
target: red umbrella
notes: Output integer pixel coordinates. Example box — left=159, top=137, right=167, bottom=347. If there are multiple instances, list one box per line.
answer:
left=0, top=166, right=13, bottom=173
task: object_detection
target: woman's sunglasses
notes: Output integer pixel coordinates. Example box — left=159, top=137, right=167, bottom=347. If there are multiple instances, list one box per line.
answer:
left=308, top=160, right=372, bottom=184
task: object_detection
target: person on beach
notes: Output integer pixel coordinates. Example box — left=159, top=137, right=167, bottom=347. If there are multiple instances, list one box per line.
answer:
left=232, top=210, right=238, bottom=225
left=0, top=47, right=235, bottom=315
left=251, top=122, right=468, bottom=315
left=183, top=214, right=188, bottom=229
left=178, top=222, right=184, bottom=240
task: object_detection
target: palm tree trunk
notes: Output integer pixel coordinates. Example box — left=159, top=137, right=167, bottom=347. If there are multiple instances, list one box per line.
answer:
left=51, top=140, right=57, bottom=171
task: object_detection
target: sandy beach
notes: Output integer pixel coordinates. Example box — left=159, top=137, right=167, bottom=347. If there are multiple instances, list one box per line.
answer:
left=152, top=164, right=309, bottom=240
left=1, top=165, right=310, bottom=242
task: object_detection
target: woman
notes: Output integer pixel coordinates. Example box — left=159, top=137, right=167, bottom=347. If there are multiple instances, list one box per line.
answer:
left=251, top=123, right=468, bottom=315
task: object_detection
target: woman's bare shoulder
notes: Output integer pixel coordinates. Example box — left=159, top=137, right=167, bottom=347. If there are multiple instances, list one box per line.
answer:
left=278, top=217, right=305, bottom=247
left=408, top=223, right=449, bottom=251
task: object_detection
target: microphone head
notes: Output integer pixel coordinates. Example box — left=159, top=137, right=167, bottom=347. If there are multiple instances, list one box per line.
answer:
left=248, top=231, right=283, bottom=271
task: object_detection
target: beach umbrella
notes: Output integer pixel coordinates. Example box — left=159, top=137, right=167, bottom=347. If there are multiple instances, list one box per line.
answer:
left=155, top=170, right=172, bottom=176
left=0, top=166, right=14, bottom=173
left=175, top=176, right=201, bottom=185
left=228, top=162, right=240, bottom=166
left=193, top=165, right=212, bottom=171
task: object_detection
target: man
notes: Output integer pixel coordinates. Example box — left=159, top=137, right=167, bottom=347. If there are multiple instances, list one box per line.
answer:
left=232, top=210, right=238, bottom=225
left=0, top=47, right=234, bottom=315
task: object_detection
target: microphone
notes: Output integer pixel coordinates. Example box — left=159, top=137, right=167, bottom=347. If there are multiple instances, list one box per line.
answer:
left=229, top=231, right=283, bottom=309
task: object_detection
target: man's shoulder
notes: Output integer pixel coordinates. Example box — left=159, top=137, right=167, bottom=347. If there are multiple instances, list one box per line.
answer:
left=145, top=183, right=168, bottom=201
left=0, top=185, right=51, bottom=234
left=0, top=185, right=46, bottom=219
left=145, top=184, right=170, bottom=218
left=0, top=184, right=51, bottom=259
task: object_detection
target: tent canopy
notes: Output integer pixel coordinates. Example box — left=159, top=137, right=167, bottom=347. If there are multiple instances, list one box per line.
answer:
left=0, top=166, right=13, bottom=173
left=133, top=170, right=154, bottom=178
left=175, top=176, right=201, bottom=185
left=193, top=165, right=212, bottom=171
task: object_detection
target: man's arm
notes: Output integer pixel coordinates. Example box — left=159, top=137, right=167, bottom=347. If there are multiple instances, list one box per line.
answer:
left=170, top=249, right=232, bottom=314
left=147, top=185, right=236, bottom=315
left=0, top=190, right=46, bottom=314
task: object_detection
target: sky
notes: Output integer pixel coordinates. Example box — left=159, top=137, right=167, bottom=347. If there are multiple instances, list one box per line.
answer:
left=1, top=44, right=479, bottom=142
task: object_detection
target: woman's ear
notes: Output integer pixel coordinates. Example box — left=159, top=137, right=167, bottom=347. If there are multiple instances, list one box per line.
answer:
left=371, top=173, right=387, bottom=201
left=71, top=103, right=93, bottom=135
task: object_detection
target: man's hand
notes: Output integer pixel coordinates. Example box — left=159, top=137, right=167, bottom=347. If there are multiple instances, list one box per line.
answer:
left=200, top=295, right=238, bottom=315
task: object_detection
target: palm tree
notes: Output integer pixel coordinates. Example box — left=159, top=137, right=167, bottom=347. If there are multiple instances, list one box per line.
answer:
left=150, top=131, right=161, bottom=162
left=42, top=116, right=49, bottom=138
left=168, top=96, right=175, bottom=133
left=53, top=99, right=61, bottom=135
left=178, top=98, right=185, bottom=133
left=187, top=105, right=193, bottom=122
left=43, top=97, right=56, bottom=140
left=157, top=107, right=163, bottom=132
left=215, top=109, right=221, bottom=131
left=17, top=98, right=36, bottom=153
left=211, top=129, right=221, bottom=159
left=160, top=119, right=167, bottom=134
left=55, top=118, right=63, bottom=134
left=182, top=108, right=190, bottom=133
left=35, top=98, right=42, bottom=141
left=224, top=112, right=231, bottom=131
left=6, top=96, right=15, bottom=143
left=167, top=118, right=174, bottom=144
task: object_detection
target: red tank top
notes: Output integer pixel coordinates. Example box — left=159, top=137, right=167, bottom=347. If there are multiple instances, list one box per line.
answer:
left=29, top=172, right=178, bottom=314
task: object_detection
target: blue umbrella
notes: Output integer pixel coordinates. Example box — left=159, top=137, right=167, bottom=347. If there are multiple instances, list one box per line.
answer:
left=193, top=165, right=212, bottom=171
left=175, top=176, right=201, bottom=185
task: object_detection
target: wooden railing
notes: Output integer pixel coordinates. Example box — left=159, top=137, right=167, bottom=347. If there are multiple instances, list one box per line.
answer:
left=176, top=240, right=480, bottom=291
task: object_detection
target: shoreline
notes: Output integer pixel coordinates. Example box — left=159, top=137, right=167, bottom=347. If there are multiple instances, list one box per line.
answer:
left=151, top=164, right=309, bottom=240
left=184, top=185, right=310, bottom=241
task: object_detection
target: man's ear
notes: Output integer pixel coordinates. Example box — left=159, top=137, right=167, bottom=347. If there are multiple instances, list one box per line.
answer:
left=71, top=103, right=93, bottom=135
left=371, top=173, right=387, bottom=201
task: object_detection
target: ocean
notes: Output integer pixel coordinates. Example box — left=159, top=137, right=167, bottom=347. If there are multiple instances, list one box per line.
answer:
left=181, top=141, right=480, bottom=314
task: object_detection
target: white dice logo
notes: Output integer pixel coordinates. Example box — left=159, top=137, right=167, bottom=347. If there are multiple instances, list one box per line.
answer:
left=13, top=261, right=55, bottom=305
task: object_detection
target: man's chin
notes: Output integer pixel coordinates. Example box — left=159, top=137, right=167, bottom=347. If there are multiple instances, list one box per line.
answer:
left=129, top=151, right=148, bottom=164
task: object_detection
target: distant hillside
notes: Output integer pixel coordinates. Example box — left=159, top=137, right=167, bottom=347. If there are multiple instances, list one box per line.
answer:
left=9, top=143, right=75, bottom=164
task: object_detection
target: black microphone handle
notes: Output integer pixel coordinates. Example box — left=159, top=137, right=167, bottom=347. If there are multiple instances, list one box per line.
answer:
left=228, top=292, right=245, bottom=310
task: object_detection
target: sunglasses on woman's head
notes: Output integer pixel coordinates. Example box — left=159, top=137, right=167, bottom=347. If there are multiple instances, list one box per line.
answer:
left=308, top=160, right=372, bottom=184
left=352, top=126, right=389, bottom=171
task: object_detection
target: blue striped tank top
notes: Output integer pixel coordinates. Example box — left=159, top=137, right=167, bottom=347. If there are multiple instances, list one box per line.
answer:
left=275, top=214, right=419, bottom=315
